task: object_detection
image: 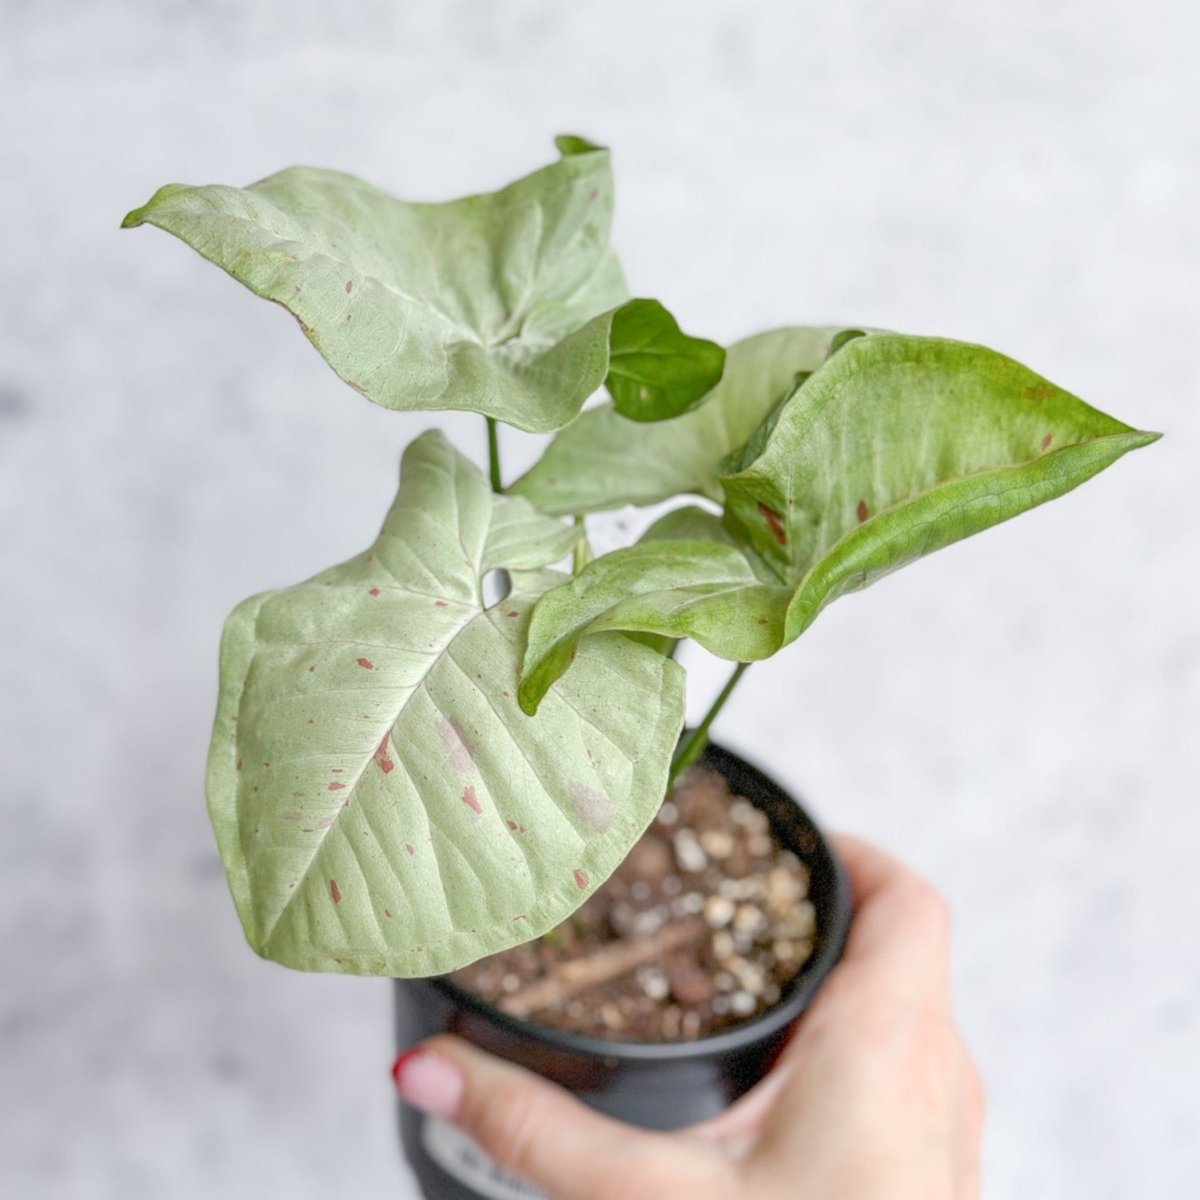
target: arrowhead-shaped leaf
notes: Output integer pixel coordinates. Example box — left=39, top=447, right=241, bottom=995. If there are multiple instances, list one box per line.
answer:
left=519, top=334, right=1157, bottom=708
left=520, top=529, right=791, bottom=716
left=511, top=326, right=851, bottom=513
left=605, top=299, right=726, bottom=421
left=208, top=431, right=685, bottom=976
left=123, top=148, right=628, bottom=433
left=519, top=528, right=788, bottom=714
left=123, top=146, right=724, bottom=435
left=722, top=334, right=1158, bottom=637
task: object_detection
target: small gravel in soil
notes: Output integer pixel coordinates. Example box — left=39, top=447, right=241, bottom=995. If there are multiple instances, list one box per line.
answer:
left=450, top=766, right=816, bottom=1042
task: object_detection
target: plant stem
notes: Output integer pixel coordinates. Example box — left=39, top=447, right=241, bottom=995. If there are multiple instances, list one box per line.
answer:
left=486, top=416, right=503, bottom=492
left=572, top=514, right=593, bottom=575
left=669, top=661, right=750, bottom=786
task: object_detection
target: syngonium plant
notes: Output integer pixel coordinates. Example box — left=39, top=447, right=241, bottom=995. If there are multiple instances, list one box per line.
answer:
left=124, top=137, right=1157, bottom=980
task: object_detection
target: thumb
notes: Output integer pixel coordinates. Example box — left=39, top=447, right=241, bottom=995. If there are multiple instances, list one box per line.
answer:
left=393, top=1035, right=703, bottom=1200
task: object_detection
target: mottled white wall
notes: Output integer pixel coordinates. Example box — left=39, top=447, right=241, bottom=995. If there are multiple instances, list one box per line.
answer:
left=2, top=2, right=1196, bottom=1197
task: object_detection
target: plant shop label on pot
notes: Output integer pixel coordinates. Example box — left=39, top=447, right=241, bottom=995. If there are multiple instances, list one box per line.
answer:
left=421, top=1115, right=549, bottom=1200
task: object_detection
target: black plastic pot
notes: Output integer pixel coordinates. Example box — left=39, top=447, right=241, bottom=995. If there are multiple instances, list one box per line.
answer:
left=393, top=741, right=852, bottom=1200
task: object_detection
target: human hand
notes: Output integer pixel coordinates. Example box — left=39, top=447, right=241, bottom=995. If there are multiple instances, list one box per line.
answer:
left=391, top=835, right=984, bottom=1200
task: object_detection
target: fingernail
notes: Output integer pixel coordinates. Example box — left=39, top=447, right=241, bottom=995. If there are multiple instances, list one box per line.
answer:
left=391, top=1048, right=464, bottom=1118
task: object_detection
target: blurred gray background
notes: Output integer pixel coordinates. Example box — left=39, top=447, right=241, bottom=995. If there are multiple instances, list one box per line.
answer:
left=2, top=2, right=1196, bottom=1197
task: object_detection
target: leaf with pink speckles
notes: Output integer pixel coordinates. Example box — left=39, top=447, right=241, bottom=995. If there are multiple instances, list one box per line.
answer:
left=206, top=431, right=684, bottom=977
left=123, top=142, right=722, bottom=436
left=720, top=334, right=1157, bottom=635
left=518, top=336, right=1156, bottom=711
left=122, top=144, right=624, bottom=433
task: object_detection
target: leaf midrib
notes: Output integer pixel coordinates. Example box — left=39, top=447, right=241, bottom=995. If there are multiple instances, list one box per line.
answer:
left=171, top=203, right=480, bottom=347
left=255, top=593, right=480, bottom=951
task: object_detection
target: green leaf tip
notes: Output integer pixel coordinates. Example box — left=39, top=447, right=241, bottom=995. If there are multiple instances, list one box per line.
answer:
left=555, top=133, right=606, bottom=157
left=121, top=182, right=194, bottom=229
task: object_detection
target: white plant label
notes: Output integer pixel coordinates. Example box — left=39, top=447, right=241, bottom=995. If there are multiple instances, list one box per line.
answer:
left=421, top=1115, right=549, bottom=1200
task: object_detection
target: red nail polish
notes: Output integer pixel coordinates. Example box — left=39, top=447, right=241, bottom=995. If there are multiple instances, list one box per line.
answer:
left=391, top=1048, right=466, bottom=1118
left=391, top=1048, right=421, bottom=1089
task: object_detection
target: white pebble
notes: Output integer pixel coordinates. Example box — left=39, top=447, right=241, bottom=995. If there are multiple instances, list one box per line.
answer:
left=633, top=908, right=666, bottom=936
left=638, top=968, right=669, bottom=1001
left=743, top=808, right=770, bottom=836
left=733, top=903, right=767, bottom=935
left=703, top=895, right=735, bottom=928
left=729, top=799, right=756, bottom=826
left=700, top=829, right=734, bottom=859
left=732, top=959, right=766, bottom=994
left=673, top=830, right=708, bottom=873
left=793, top=900, right=817, bottom=937
left=730, top=991, right=757, bottom=1017
left=766, top=866, right=802, bottom=908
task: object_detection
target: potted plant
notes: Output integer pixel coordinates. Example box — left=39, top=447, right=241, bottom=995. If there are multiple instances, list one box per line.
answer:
left=123, top=137, right=1155, bottom=1199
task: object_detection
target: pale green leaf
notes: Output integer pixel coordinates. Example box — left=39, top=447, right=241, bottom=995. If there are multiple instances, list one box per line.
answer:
left=609, top=508, right=744, bottom=661
left=719, top=334, right=1159, bottom=637
left=520, top=537, right=789, bottom=714
left=608, top=506, right=768, bottom=661
left=207, top=430, right=685, bottom=976
left=518, top=335, right=1156, bottom=705
left=510, top=325, right=852, bottom=513
left=123, top=148, right=628, bottom=433
left=605, top=299, right=726, bottom=421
